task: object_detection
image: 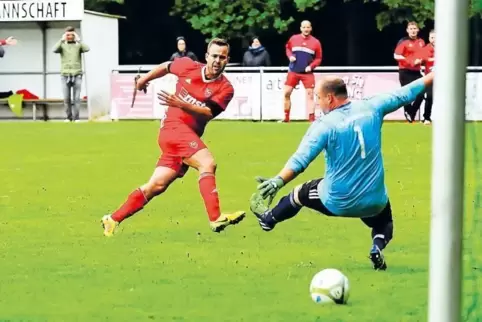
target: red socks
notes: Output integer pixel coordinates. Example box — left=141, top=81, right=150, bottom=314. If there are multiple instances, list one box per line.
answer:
left=111, top=174, right=221, bottom=224
left=284, top=110, right=290, bottom=122
left=199, top=172, right=221, bottom=221
left=284, top=111, right=314, bottom=122
left=111, top=188, right=148, bottom=223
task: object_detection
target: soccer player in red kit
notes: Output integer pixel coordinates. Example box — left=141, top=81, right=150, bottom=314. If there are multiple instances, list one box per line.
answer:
left=101, top=38, right=245, bottom=236
left=394, top=21, right=425, bottom=122
left=283, top=20, right=322, bottom=123
left=417, top=29, right=435, bottom=125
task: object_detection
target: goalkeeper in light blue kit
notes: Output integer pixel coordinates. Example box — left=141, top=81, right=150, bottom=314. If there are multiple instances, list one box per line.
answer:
left=251, top=72, right=434, bottom=270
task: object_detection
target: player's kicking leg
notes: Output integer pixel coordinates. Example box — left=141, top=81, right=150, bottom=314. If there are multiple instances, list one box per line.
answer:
left=360, top=201, right=393, bottom=271
left=250, top=178, right=327, bottom=231
left=183, top=148, right=245, bottom=233
left=101, top=166, right=179, bottom=236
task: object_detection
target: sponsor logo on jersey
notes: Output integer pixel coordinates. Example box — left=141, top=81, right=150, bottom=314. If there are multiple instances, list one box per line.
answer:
left=179, top=87, right=206, bottom=107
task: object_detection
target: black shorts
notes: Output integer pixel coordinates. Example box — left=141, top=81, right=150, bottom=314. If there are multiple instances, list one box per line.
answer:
left=297, top=178, right=336, bottom=216
left=398, top=69, right=422, bottom=86
left=296, top=178, right=393, bottom=228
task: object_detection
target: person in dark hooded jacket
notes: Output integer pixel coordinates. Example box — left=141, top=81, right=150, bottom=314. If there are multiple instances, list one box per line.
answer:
left=170, top=36, right=198, bottom=61
left=242, top=37, right=271, bottom=67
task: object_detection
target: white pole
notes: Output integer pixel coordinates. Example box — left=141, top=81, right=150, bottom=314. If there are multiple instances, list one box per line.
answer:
left=428, top=0, right=469, bottom=320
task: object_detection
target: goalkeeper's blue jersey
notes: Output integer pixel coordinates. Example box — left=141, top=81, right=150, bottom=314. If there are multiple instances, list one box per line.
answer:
left=285, top=78, right=426, bottom=217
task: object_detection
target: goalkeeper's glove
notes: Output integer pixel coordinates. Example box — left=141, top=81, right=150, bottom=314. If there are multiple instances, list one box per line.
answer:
left=255, top=176, right=285, bottom=202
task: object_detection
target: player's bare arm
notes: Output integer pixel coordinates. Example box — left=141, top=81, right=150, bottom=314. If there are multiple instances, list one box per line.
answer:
left=136, top=61, right=172, bottom=90
left=0, top=36, right=17, bottom=46
left=157, top=90, right=214, bottom=119
left=422, top=71, right=434, bottom=86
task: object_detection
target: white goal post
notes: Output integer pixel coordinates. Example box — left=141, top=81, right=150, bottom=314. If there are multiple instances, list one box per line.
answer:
left=428, top=0, right=469, bottom=321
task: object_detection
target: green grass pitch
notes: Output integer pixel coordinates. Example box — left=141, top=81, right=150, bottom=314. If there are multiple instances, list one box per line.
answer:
left=0, top=121, right=480, bottom=321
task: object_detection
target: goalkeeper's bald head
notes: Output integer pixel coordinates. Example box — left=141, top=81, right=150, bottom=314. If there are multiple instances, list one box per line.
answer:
left=316, top=76, right=349, bottom=113
left=317, top=76, right=348, bottom=98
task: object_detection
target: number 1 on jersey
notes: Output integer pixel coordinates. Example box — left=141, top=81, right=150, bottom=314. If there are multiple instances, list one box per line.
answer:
left=354, top=125, right=366, bottom=159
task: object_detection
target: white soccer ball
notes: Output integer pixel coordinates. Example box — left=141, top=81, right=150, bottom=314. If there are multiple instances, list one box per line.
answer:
left=309, top=268, right=350, bottom=305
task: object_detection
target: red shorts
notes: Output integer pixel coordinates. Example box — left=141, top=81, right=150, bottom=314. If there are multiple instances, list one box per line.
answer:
left=156, top=123, right=206, bottom=177
left=285, top=72, right=315, bottom=89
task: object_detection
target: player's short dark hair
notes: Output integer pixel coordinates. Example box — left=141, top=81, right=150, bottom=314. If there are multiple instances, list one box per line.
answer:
left=65, top=26, right=75, bottom=32
left=208, top=37, right=230, bottom=54
left=322, top=78, right=348, bottom=99
left=429, top=29, right=435, bottom=34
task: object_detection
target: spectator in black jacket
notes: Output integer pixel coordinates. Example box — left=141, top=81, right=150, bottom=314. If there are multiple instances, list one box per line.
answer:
left=242, top=36, right=271, bottom=67
left=169, top=36, right=198, bottom=61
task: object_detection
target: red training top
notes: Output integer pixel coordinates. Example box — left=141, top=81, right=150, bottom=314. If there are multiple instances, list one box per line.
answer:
left=394, top=37, right=425, bottom=71
left=417, top=43, right=435, bottom=74
left=285, top=34, right=322, bottom=73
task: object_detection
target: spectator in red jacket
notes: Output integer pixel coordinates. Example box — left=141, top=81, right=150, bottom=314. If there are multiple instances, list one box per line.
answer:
left=417, top=30, right=435, bottom=124
left=283, top=20, right=322, bottom=123
left=394, top=21, right=425, bottom=122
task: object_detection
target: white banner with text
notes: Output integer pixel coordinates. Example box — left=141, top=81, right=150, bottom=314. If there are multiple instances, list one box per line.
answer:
left=109, top=71, right=482, bottom=122
left=0, top=0, right=84, bottom=22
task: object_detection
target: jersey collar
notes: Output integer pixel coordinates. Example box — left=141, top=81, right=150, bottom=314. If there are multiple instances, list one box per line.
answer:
left=201, top=66, right=222, bottom=83
left=333, top=101, right=352, bottom=111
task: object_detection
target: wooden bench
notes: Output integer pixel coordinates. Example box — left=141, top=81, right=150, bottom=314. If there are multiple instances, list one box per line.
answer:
left=0, top=98, right=88, bottom=121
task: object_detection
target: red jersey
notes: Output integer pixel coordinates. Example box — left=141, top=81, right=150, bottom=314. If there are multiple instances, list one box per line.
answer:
left=165, top=57, right=234, bottom=135
left=285, top=34, right=322, bottom=73
left=394, top=37, right=425, bottom=71
left=417, top=43, right=435, bottom=74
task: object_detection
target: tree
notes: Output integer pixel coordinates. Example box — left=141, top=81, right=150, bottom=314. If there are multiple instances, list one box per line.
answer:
left=84, top=0, right=123, bottom=13
left=170, top=0, right=324, bottom=40
left=373, top=0, right=482, bottom=29
left=170, top=0, right=482, bottom=40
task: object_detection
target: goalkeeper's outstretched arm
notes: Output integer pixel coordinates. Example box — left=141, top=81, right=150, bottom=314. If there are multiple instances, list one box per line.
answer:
left=371, top=71, right=435, bottom=116
left=276, top=122, right=330, bottom=185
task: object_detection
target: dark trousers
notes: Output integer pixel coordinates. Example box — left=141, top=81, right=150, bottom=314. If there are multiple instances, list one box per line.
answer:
left=399, top=69, right=425, bottom=119
left=62, top=75, right=83, bottom=121
left=424, top=84, right=433, bottom=121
